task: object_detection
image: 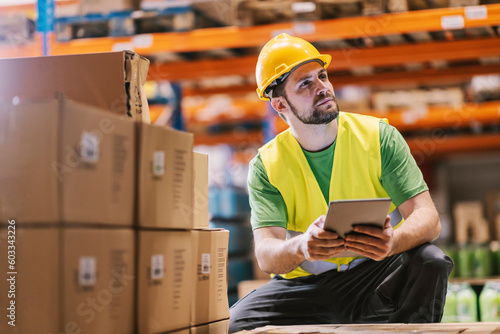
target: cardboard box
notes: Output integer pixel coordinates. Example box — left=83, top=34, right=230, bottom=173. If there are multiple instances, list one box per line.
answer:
left=486, top=191, right=500, bottom=239
left=0, top=226, right=135, bottom=334
left=62, top=228, right=136, bottom=334
left=0, top=51, right=150, bottom=122
left=137, top=230, right=192, bottom=334
left=137, top=123, right=194, bottom=229
left=0, top=98, right=135, bottom=226
left=193, top=152, right=210, bottom=229
left=80, top=0, right=140, bottom=15
left=0, top=226, right=60, bottom=334
left=191, top=319, right=230, bottom=334
left=192, top=0, right=245, bottom=26
left=191, top=229, right=230, bottom=326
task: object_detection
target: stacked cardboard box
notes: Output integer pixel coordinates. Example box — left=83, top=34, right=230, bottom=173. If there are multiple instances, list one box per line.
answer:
left=0, top=52, right=229, bottom=334
left=0, top=51, right=150, bottom=123
left=0, top=97, right=136, bottom=334
left=136, top=125, right=229, bottom=332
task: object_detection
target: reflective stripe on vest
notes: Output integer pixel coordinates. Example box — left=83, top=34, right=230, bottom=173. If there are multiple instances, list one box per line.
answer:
left=259, top=112, right=404, bottom=279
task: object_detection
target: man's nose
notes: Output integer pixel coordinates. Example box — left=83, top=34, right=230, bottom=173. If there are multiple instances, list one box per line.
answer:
left=315, top=80, right=328, bottom=95
left=316, top=80, right=328, bottom=95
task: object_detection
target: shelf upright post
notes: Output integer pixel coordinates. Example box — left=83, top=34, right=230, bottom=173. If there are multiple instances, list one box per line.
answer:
left=36, top=0, right=55, bottom=56
left=171, top=83, right=186, bottom=131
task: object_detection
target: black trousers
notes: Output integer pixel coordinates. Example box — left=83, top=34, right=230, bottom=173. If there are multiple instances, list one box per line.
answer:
left=229, top=243, right=453, bottom=333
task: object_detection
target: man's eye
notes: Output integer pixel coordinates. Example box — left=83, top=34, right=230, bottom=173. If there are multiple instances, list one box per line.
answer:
left=319, top=74, right=327, bottom=80
left=300, top=80, right=310, bottom=87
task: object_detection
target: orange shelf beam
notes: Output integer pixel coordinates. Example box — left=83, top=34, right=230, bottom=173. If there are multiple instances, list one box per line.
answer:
left=148, top=37, right=500, bottom=81
left=380, top=101, right=500, bottom=132
left=407, top=133, right=500, bottom=157
left=50, top=4, right=500, bottom=55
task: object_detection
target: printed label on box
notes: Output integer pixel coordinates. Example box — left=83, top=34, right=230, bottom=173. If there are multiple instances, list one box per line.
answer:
left=80, top=132, right=99, bottom=163
left=153, top=151, right=165, bottom=176
left=201, top=253, right=210, bottom=274
left=151, top=254, right=164, bottom=280
left=79, top=256, right=97, bottom=287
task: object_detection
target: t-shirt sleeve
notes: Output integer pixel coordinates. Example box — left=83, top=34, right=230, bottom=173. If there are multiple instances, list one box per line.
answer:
left=379, top=121, right=429, bottom=207
left=247, top=153, right=288, bottom=230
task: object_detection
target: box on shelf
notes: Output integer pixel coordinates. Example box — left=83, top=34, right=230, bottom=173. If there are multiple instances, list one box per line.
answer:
left=238, top=0, right=295, bottom=25
left=192, top=0, right=244, bottom=26
left=362, top=0, right=384, bottom=15
left=191, top=229, right=230, bottom=326
left=486, top=191, right=500, bottom=239
left=408, top=0, right=449, bottom=10
left=454, top=201, right=490, bottom=244
left=194, top=152, right=210, bottom=229
left=137, top=123, right=194, bottom=229
left=0, top=14, right=34, bottom=46
left=0, top=50, right=150, bottom=122
left=449, top=0, right=479, bottom=7
left=314, top=0, right=363, bottom=19
left=80, top=0, right=140, bottom=15
left=137, top=230, right=192, bottom=334
left=0, top=97, right=135, bottom=226
left=0, top=226, right=135, bottom=334
left=190, top=319, right=230, bottom=334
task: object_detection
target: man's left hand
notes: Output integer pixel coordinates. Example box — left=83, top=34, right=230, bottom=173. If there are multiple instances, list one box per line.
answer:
left=344, top=216, right=393, bottom=261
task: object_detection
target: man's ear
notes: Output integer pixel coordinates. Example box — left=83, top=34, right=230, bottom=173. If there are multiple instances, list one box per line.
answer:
left=271, top=96, right=288, bottom=114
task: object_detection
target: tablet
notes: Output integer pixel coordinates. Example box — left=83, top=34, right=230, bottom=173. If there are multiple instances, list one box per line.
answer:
left=324, top=198, right=392, bottom=258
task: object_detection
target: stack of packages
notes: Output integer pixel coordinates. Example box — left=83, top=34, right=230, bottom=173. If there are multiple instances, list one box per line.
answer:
left=0, top=51, right=229, bottom=334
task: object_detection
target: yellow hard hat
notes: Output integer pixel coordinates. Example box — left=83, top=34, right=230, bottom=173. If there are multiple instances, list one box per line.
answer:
left=256, top=33, right=331, bottom=101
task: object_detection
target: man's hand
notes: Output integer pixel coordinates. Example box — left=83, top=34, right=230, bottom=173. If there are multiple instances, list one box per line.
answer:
left=299, top=215, right=345, bottom=261
left=344, top=216, right=393, bottom=261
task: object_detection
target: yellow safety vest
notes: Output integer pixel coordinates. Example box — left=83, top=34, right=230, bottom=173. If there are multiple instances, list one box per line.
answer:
left=259, top=112, right=403, bottom=279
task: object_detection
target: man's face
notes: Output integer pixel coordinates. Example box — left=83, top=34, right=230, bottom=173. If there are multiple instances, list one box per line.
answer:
left=282, top=62, right=339, bottom=125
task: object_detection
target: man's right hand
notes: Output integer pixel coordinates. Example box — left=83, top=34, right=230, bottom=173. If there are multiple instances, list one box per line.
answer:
left=300, top=215, right=345, bottom=261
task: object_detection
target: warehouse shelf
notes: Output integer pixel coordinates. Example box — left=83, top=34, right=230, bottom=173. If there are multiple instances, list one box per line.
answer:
left=47, top=3, right=500, bottom=55
left=271, top=101, right=500, bottom=133
left=331, top=64, right=500, bottom=87
left=182, top=63, right=500, bottom=96
left=148, top=37, right=500, bottom=81
left=375, top=101, right=500, bottom=132
left=1, top=3, right=499, bottom=154
left=450, top=276, right=500, bottom=286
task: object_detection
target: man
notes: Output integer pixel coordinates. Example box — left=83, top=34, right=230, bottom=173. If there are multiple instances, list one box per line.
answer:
left=229, top=33, right=453, bottom=333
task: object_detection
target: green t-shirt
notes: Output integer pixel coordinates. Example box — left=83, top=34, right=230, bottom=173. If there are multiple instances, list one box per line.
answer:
left=247, top=117, right=428, bottom=230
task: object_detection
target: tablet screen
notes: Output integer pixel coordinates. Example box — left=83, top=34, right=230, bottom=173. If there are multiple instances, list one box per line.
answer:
left=324, top=198, right=392, bottom=258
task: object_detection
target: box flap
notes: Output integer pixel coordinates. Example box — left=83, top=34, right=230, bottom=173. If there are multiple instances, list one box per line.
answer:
left=0, top=52, right=128, bottom=116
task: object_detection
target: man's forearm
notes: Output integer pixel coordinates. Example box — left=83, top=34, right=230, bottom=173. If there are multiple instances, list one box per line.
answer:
left=255, top=236, right=306, bottom=274
left=391, top=206, right=440, bottom=256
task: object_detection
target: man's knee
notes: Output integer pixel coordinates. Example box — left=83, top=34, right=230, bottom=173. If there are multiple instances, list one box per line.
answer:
left=409, top=243, right=454, bottom=277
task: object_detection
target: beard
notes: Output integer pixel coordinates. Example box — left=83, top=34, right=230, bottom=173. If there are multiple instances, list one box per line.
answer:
left=287, top=92, right=340, bottom=125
